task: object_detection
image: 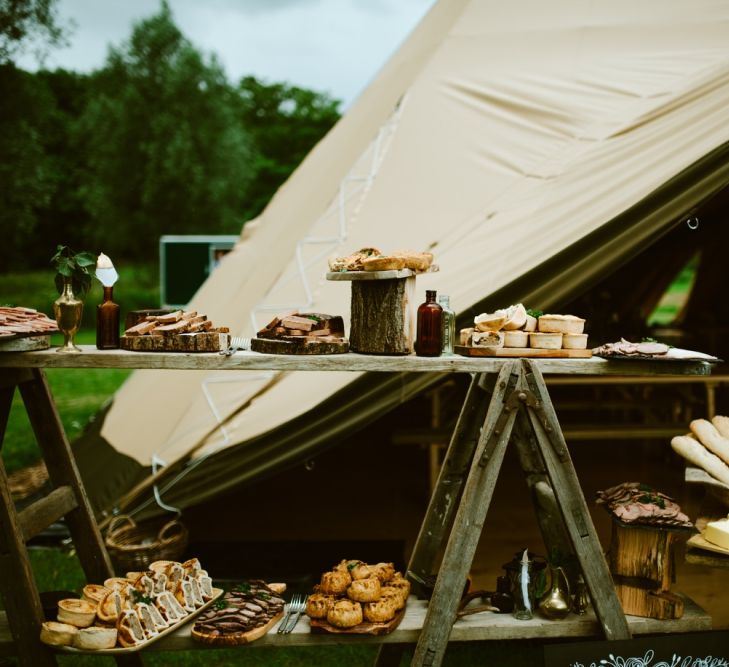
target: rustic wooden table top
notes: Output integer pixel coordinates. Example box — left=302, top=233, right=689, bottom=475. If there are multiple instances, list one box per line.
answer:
left=0, top=345, right=716, bottom=375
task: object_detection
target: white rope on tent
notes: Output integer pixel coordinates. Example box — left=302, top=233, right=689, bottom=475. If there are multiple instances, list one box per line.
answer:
left=128, top=101, right=407, bottom=519
left=249, top=100, right=405, bottom=333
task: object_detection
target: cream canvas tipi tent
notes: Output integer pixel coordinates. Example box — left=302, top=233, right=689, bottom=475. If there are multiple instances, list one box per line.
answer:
left=77, top=0, right=729, bottom=519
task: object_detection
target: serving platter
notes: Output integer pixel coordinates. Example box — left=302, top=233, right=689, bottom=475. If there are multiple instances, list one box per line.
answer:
left=191, top=609, right=284, bottom=645
left=455, top=346, right=591, bottom=359
left=309, top=606, right=406, bottom=636
left=56, top=588, right=223, bottom=654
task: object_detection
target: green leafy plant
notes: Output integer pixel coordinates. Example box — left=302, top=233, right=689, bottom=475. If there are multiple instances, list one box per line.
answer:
left=50, top=245, right=96, bottom=298
left=526, top=308, right=544, bottom=318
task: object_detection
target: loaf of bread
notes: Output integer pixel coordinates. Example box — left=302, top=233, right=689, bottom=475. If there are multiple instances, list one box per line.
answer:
left=713, top=415, right=729, bottom=440
left=671, top=434, right=729, bottom=486
left=690, top=419, right=729, bottom=466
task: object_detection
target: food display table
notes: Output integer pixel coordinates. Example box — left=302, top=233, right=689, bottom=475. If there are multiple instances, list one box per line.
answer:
left=0, top=348, right=715, bottom=666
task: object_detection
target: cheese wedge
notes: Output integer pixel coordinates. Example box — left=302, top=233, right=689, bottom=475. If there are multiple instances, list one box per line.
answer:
left=704, top=516, right=729, bottom=550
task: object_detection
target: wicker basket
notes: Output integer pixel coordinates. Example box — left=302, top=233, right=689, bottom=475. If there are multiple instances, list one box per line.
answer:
left=104, top=515, right=188, bottom=573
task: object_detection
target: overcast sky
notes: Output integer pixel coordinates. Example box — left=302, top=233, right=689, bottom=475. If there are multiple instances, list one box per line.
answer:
left=18, top=0, right=436, bottom=107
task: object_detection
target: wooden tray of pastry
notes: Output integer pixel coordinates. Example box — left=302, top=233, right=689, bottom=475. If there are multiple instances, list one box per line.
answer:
left=191, top=609, right=284, bottom=645
left=455, top=345, right=592, bottom=358
left=309, top=606, right=406, bottom=635
left=57, top=589, right=223, bottom=654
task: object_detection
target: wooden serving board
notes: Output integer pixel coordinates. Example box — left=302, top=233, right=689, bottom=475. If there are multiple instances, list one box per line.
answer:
left=309, top=606, right=405, bottom=636
left=121, top=332, right=230, bottom=353
left=250, top=337, right=349, bottom=355
left=455, top=345, right=592, bottom=358
left=56, top=588, right=223, bottom=654
left=0, top=335, right=51, bottom=352
left=687, top=532, right=729, bottom=557
left=191, top=609, right=284, bottom=646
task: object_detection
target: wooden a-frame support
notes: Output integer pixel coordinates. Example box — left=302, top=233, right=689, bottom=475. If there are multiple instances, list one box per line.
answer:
left=0, top=368, right=142, bottom=667
left=376, top=358, right=631, bottom=667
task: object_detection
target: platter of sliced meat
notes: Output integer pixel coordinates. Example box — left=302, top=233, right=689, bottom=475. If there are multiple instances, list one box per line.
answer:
left=191, top=580, right=286, bottom=645
left=596, top=482, right=695, bottom=532
left=592, top=339, right=720, bottom=362
left=0, top=307, right=58, bottom=351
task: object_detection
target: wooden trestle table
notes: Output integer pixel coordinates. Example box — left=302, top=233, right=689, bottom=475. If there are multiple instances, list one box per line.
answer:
left=0, top=347, right=715, bottom=666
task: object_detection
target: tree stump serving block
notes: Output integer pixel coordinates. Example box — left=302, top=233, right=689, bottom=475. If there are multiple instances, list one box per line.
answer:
left=326, top=269, right=417, bottom=355
left=608, top=520, right=690, bottom=620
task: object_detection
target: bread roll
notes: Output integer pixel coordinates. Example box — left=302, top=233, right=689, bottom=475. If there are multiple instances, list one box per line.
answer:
left=671, top=434, right=729, bottom=486
left=690, top=419, right=729, bottom=465
left=712, top=415, right=729, bottom=440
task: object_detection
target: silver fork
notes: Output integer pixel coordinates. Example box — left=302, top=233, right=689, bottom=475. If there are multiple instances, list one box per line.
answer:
left=277, top=593, right=303, bottom=634
left=282, top=594, right=308, bottom=634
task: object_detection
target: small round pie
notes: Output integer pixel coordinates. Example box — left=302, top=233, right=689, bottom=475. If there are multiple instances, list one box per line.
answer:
left=327, top=599, right=363, bottom=628
left=81, top=584, right=110, bottom=605
left=57, top=598, right=97, bottom=628
left=363, top=596, right=398, bottom=623
left=347, top=577, right=381, bottom=602
left=40, top=621, right=78, bottom=647
left=370, top=562, right=395, bottom=583
left=73, top=625, right=118, bottom=650
left=305, top=593, right=336, bottom=619
left=319, top=569, right=351, bottom=595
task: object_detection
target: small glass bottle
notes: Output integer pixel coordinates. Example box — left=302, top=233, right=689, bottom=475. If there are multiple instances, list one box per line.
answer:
left=512, top=549, right=535, bottom=620
left=437, top=294, right=455, bottom=355
left=96, top=286, right=120, bottom=349
left=414, top=290, right=443, bottom=357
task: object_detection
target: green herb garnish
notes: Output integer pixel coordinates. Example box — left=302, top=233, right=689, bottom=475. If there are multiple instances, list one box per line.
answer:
left=258, top=592, right=271, bottom=600
left=233, top=582, right=251, bottom=594
left=346, top=561, right=360, bottom=571
left=214, top=598, right=227, bottom=610
left=131, top=589, right=152, bottom=605
left=527, top=308, right=543, bottom=318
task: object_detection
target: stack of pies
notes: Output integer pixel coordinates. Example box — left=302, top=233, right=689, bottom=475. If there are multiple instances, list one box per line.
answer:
left=306, top=559, right=410, bottom=629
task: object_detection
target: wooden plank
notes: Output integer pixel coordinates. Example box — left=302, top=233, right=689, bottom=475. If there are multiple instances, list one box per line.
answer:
left=17, top=369, right=114, bottom=585
left=521, top=359, right=632, bottom=640
left=326, top=269, right=417, bottom=280
left=68, top=595, right=708, bottom=652
left=0, top=347, right=715, bottom=376
left=17, top=485, right=77, bottom=541
left=455, top=345, right=592, bottom=358
left=412, top=361, right=521, bottom=667
left=0, top=458, right=56, bottom=666
left=406, top=373, right=494, bottom=596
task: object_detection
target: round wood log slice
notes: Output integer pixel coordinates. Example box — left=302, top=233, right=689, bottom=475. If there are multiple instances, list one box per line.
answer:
left=250, top=337, right=349, bottom=355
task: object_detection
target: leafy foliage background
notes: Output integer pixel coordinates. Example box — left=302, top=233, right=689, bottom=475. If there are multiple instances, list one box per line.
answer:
left=0, top=1, right=341, bottom=270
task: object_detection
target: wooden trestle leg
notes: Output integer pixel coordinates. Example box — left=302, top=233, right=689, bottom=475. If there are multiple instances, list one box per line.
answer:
left=400, top=358, right=630, bottom=667
left=0, top=368, right=143, bottom=667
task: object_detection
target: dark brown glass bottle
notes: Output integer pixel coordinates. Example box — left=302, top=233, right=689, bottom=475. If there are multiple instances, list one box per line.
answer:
left=414, top=290, right=443, bottom=356
left=96, top=286, right=120, bottom=349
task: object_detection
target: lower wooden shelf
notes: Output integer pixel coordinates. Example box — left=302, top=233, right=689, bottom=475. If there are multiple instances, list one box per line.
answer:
left=2, top=595, right=709, bottom=656
left=0, top=597, right=711, bottom=656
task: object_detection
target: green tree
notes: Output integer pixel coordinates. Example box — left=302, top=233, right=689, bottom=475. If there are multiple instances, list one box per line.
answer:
left=238, top=76, right=341, bottom=221
left=79, top=2, right=254, bottom=259
left=0, top=0, right=68, bottom=64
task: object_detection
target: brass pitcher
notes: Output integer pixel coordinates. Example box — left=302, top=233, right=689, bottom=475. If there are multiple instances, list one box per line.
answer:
left=538, top=564, right=571, bottom=620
